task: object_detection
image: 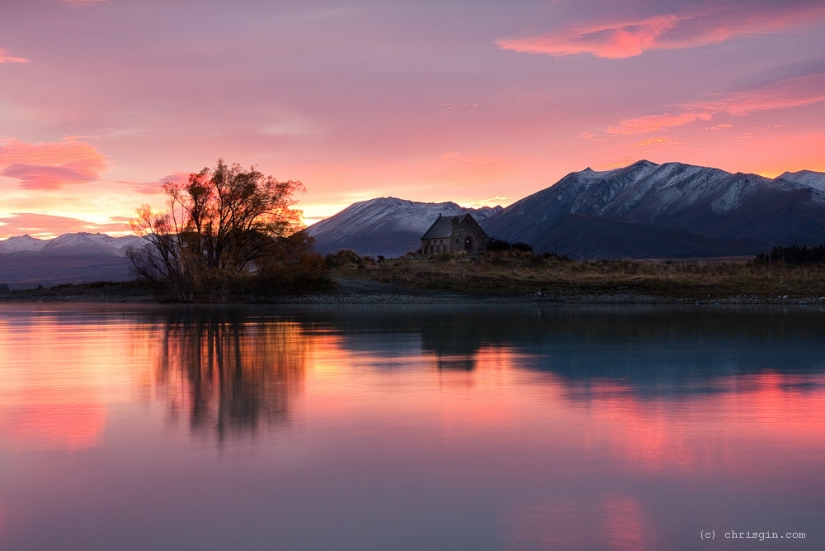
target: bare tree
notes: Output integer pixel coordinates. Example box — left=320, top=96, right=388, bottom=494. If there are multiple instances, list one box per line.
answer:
left=128, top=159, right=305, bottom=301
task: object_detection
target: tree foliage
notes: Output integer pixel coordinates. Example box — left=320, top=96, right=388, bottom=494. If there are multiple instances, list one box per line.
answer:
left=755, top=244, right=825, bottom=265
left=487, top=237, right=533, bottom=253
left=128, top=159, right=315, bottom=301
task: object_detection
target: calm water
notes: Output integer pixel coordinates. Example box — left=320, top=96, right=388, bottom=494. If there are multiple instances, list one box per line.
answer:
left=0, top=304, right=824, bottom=551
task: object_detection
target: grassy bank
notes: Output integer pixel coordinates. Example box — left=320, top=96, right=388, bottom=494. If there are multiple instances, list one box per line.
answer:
left=0, top=280, right=157, bottom=303
left=330, top=251, right=825, bottom=302
left=5, top=251, right=825, bottom=304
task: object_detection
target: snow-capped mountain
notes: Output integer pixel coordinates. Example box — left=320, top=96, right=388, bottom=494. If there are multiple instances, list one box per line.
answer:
left=0, top=232, right=146, bottom=289
left=483, top=160, right=825, bottom=258
left=2, top=161, right=824, bottom=280
left=306, top=197, right=503, bottom=257
left=0, top=232, right=145, bottom=257
left=776, top=170, right=825, bottom=193
left=0, top=234, right=48, bottom=254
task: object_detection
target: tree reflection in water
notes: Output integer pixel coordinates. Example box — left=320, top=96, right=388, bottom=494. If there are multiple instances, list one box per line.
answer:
left=153, top=310, right=307, bottom=440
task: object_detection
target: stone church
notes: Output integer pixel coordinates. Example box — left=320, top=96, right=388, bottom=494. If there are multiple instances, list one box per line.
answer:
left=421, top=213, right=489, bottom=256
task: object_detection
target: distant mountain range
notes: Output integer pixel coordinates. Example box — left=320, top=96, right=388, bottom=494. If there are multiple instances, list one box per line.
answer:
left=3, top=160, right=825, bottom=288
left=308, top=160, right=825, bottom=259
left=0, top=233, right=144, bottom=289
left=306, top=197, right=502, bottom=257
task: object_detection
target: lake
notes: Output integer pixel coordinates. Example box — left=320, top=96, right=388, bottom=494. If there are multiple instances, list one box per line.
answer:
left=0, top=304, right=823, bottom=550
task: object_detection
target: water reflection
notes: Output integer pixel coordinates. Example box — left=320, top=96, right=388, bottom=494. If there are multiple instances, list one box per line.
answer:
left=285, top=305, right=825, bottom=390
left=150, top=310, right=307, bottom=440
left=1, top=305, right=824, bottom=551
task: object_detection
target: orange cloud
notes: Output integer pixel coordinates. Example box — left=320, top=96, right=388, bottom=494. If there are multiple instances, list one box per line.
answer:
left=461, top=157, right=518, bottom=166
left=632, top=136, right=684, bottom=148
left=0, top=47, right=28, bottom=64
left=0, top=213, right=128, bottom=239
left=608, top=112, right=712, bottom=136
left=0, top=138, right=107, bottom=189
left=497, top=4, right=825, bottom=59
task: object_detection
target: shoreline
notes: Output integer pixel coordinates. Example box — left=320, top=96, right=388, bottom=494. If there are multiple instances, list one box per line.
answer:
left=2, top=277, right=825, bottom=306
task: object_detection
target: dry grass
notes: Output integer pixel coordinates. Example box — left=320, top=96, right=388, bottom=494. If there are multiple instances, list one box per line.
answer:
left=331, top=251, right=825, bottom=300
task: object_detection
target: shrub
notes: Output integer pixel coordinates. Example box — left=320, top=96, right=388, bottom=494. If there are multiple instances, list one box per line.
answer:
left=755, top=245, right=825, bottom=265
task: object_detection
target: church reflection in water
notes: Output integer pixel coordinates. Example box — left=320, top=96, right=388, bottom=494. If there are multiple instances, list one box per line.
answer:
left=150, top=310, right=308, bottom=440
left=142, top=304, right=825, bottom=441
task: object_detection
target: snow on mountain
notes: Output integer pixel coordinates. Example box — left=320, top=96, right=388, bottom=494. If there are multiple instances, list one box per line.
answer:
left=39, top=232, right=145, bottom=256
left=776, top=170, right=825, bottom=193
left=0, top=232, right=145, bottom=257
left=484, top=160, right=825, bottom=257
left=306, top=197, right=503, bottom=257
left=0, top=232, right=147, bottom=288
left=0, top=234, right=48, bottom=254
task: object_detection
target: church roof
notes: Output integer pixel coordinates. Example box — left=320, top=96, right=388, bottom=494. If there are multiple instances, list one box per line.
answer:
left=421, top=214, right=466, bottom=240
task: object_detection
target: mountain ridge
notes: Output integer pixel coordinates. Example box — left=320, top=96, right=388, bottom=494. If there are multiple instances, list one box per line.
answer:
left=482, top=160, right=825, bottom=258
left=3, top=162, right=825, bottom=280
left=306, top=197, right=502, bottom=257
left=0, top=232, right=146, bottom=289
left=0, top=232, right=144, bottom=256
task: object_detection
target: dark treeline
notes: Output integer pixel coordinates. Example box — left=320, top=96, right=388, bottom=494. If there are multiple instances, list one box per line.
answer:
left=756, top=245, right=825, bottom=264
left=487, top=237, right=533, bottom=253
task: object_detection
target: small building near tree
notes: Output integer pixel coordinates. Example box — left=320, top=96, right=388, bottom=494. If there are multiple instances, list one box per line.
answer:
left=421, top=213, right=488, bottom=256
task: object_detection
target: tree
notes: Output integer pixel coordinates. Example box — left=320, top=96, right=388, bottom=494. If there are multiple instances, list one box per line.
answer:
left=128, top=159, right=306, bottom=301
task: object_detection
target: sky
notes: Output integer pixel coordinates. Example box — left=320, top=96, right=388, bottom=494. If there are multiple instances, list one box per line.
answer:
left=1, top=0, right=824, bottom=239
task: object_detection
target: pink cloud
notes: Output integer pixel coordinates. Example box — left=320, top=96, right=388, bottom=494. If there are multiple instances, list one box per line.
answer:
left=0, top=138, right=107, bottom=189
left=691, top=73, right=825, bottom=116
left=497, top=4, right=825, bottom=59
left=61, top=0, right=107, bottom=5
left=578, top=132, right=605, bottom=143
left=607, top=72, right=825, bottom=135
left=498, top=15, right=678, bottom=59
left=608, top=112, right=712, bottom=136
left=0, top=47, right=29, bottom=64
left=0, top=213, right=128, bottom=239
left=123, top=171, right=189, bottom=195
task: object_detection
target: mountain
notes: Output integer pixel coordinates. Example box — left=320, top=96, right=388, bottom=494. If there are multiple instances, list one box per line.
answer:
left=483, top=160, right=825, bottom=258
left=306, top=197, right=503, bottom=257
left=0, top=234, right=48, bottom=254
left=0, top=232, right=145, bottom=257
left=38, top=232, right=145, bottom=256
left=0, top=232, right=146, bottom=289
left=777, top=170, right=825, bottom=192
left=3, top=161, right=825, bottom=286
left=523, top=214, right=768, bottom=259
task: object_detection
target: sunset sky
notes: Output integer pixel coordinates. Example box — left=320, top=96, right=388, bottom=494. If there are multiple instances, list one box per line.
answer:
left=1, top=0, right=824, bottom=239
